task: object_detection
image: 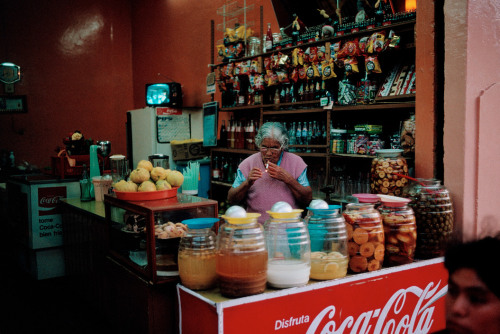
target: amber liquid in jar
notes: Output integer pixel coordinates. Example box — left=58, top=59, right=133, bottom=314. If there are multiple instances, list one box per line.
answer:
left=216, top=251, right=268, bottom=298
left=178, top=249, right=217, bottom=290
left=343, top=203, right=385, bottom=273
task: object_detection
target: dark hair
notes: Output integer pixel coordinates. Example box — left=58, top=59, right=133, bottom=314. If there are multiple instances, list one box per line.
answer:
left=444, top=236, right=500, bottom=298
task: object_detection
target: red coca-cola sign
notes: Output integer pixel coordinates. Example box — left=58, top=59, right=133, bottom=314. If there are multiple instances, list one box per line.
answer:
left=178, top=259, right=447, bottom=334
left=38, top=186, right=66, bottom=216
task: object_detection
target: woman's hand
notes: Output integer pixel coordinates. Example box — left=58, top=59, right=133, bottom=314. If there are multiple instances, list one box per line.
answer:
left=266, top=162, right=292, bottom=184
left=248, top=167, right=264, bottom=184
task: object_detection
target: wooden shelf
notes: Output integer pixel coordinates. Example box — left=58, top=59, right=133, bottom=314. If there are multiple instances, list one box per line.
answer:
left=333, top=101, right=415, bottom=112
left=211, top=148, right=257, bottom=154
left=211, top=180, right=233, bottom=187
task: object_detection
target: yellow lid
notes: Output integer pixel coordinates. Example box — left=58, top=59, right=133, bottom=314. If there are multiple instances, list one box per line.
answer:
left=221, top=212, right=261, bottom=224
left=266, top=209, right=303, bottom=219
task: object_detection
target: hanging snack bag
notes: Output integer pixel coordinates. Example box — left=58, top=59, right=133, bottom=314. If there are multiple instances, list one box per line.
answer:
left=298, top=65, right=307, bottom=80
left=344, top=57, right=359, bottom=75
left=337, top=39, right=360, bottom=59
left=365, top=55, right=382, bottom=74
left=322, top=58, right=337, bottom=80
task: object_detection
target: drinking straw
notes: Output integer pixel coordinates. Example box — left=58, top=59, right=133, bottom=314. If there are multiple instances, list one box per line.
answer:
left=182, top=161, right=200, bottom=191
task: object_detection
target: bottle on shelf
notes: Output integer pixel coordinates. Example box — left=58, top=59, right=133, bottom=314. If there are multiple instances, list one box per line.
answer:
left=235, top=121, right=244, bottom=149
left=212, top=156, right=220, bottom=180
left=288, top=122, right=296, bottom=152
left=229, top=117, right=236, bottom=149
left=307, top=121, right=313, bottom=152
left=222, top=156, right=229, bottom=182
left=302, top=122, right=309, bottom=150
left=265, top=23, right=273, bottom=53
left=219, top=120, right=227, bottom=148
left=296, top=121, right=302, bottom=147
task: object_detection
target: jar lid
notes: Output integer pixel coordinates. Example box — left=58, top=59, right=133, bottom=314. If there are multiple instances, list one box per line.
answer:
left=377, top=194, right=411, bottom=207
left=375, top=149, right=403, bottom=158
left=306, top=204, right=341, bottom=215
left=352, top=193, right=379, bottom=203
left=182, top=217, right=219, bottom=229
left=266, top=209, right=303, bottom=219
left=221, top=212, right=261, bottom=225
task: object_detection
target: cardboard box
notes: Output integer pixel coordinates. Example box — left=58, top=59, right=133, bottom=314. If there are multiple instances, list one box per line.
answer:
left=171, top=140, right=207, bottom=161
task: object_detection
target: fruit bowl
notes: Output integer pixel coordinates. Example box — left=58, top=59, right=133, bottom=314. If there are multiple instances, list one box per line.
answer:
left=114, top=187, right=179, bottom=201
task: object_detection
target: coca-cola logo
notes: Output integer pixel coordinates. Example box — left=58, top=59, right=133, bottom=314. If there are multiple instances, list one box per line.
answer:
left=38, top=186, right=66, bottom=216
left=306, top=281, right=447, bottom=334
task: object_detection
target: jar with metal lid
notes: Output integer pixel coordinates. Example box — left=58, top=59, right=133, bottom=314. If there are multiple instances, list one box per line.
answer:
left=264, top=207, right=310, bottom=288
left=377, top=196, right=417, bottom=266
left=404, top=179, right=454, bottom=259
left=370, top=149, right=409, bottom=196
left=216, top=212, right=267, bottom=298
left=343, top=203, right=385, bottom=273
left=178, top=218, right=219, bottom=290
left=305, top=204, right=348, bottom=280
left=247, top=36, right=261, bottom=56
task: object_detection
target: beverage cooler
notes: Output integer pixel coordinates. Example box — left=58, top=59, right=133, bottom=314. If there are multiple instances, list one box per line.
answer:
left=126, top=107, right=204, bottom=171
left=6, top=174, right=80, bottom=279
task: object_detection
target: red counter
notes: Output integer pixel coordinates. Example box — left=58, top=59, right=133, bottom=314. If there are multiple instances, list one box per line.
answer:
left=177, top=257, right=447, bottom=334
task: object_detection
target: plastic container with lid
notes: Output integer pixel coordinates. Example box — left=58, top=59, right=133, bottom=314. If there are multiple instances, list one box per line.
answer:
left=343, top=203, right=385, bottom=273
left=377, top=195, right=416, bottom=266
left=178, top=218, right=219, bottom=290
left=404, top=179, right=454, bottom=259
left=305, top=204, right=348, bottom=280
left=264, top=208, right=310, bottom=288
left=370, top=149, right=409, bottom=196
left=216, top=212, right=267, bottom=298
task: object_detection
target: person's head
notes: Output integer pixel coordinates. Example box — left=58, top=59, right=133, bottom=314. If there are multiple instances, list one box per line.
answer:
left=255, top=122, right=289, bottom=164
left=444, top=236, right=500, bottom=334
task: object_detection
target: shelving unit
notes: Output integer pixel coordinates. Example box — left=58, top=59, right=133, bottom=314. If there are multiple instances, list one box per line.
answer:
left=209, top=17, right=417, bottom=207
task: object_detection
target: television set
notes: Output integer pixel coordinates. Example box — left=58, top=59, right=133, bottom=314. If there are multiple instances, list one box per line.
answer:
left=145, top=82, right=182, bottom=108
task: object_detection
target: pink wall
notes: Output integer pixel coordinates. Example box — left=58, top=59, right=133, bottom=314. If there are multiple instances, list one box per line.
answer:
left=443, top=2, right=500, bottom=240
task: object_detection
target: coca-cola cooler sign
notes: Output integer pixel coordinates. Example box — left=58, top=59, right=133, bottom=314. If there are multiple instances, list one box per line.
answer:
left=178, top=258, right=447, bottom=334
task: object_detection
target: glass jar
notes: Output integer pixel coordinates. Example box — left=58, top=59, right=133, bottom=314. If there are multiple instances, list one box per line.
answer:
left=378, top=198, right=416, bottom=266
left=370, top=149, right=409, bottom=196
left=264, top=209, right=310, bottom=288
left=216, top=213, right=267, bottom=298
left=343, top=203, right=384, bottom=273
left=305, top=205, right=348, bottom=280
left=178, top=218, right=219, bottom=290
left=405, top=179, right=454, bottom=259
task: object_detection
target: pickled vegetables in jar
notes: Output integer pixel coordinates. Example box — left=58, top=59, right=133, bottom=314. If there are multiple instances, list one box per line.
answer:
left=343, top=203, right=384, bottom=273
left=377, top=195, right=416, bottom=266
left=370, top=149, right=409, bottom=196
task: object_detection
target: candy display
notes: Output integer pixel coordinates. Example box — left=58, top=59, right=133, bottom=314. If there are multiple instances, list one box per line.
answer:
left=370, top=149, right=409, bottom=196
left=343, top=203, right=384, bottom=273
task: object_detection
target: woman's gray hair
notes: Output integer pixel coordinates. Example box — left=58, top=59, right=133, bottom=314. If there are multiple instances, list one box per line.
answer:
left=255, top=122, right=289, bottom=150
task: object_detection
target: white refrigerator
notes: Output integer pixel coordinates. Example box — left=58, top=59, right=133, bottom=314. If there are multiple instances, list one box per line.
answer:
left=126, top=107, right=204, bottom=171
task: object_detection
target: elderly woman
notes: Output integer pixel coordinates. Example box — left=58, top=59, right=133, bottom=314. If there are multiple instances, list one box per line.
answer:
left=227, top=122, right=312, bottom=223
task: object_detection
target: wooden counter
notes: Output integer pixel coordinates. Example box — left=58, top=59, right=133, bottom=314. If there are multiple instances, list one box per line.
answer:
left=60, top=198, right=179, bottom=334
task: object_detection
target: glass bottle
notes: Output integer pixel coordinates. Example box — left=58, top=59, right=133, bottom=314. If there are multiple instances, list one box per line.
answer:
left=343, top=203, right=384, bottom=273
left=178, top=218, right=219, bottom=290
left=212, top=156, right=220, bottom=180
left=219, top=120, right=227, bottom=148
left=305, top=205, right=348, bottom=280
left=216, top=212, right=267, bottom=298
left=370, top=149, right=409, bottom=196
left=264, top=208, right=310, bottom=288
left=80, top=164, right=92, bottom=202
left=378, top=198, right=416, bottom=266
left=265, top=23, right=273, bottom=52
left=296, top=121, right=302, bottom=146
left=404, top=179, right=454, bottom=259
